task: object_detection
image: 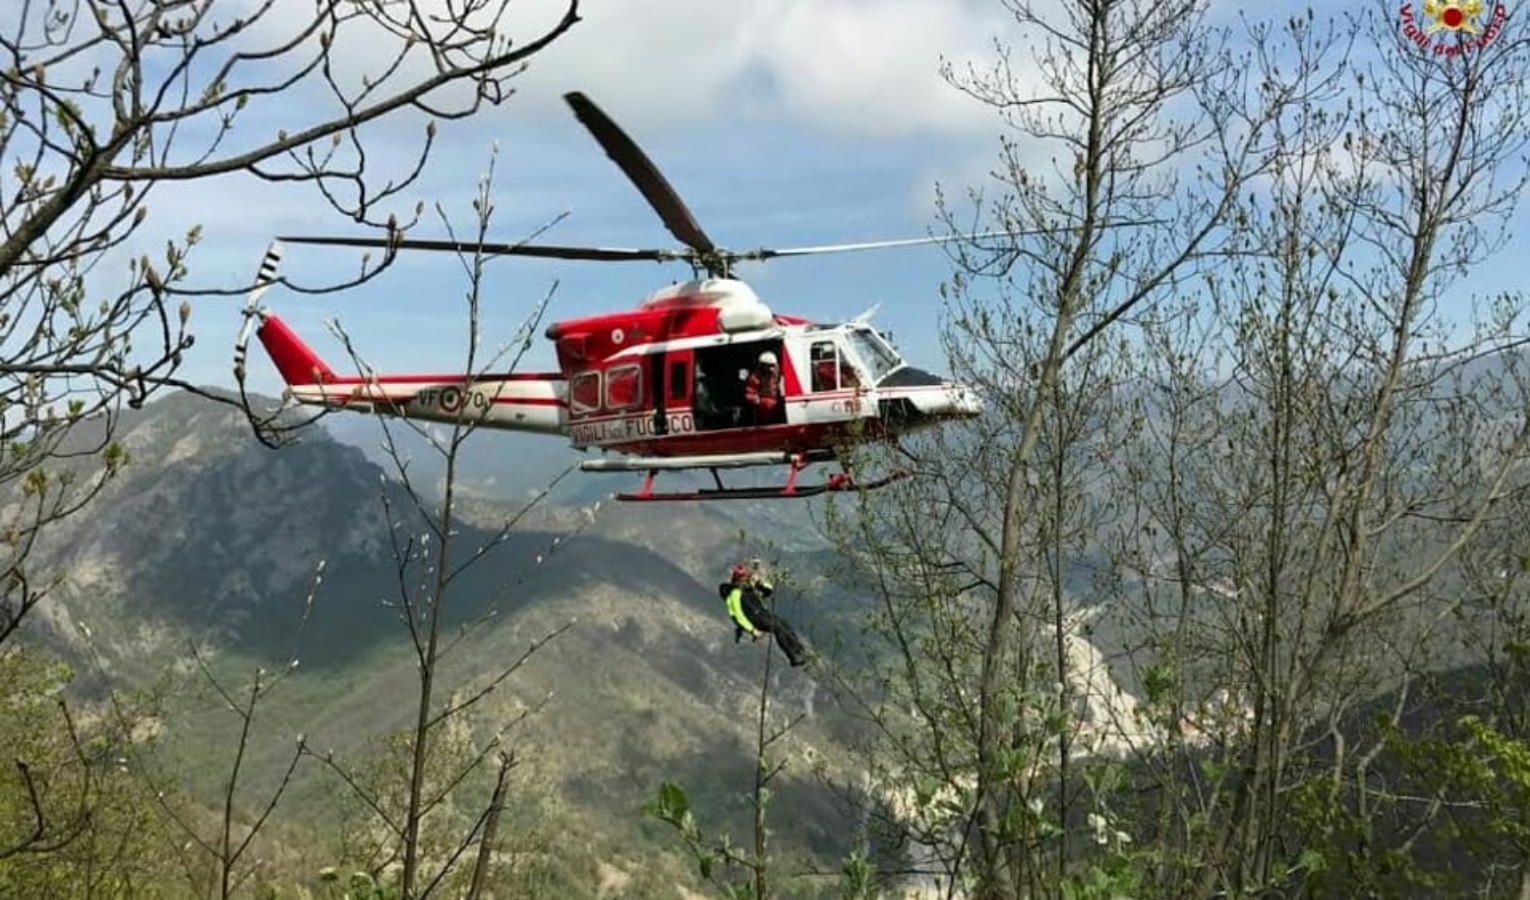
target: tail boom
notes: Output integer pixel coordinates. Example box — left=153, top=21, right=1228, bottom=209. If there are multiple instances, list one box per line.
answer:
left=256, top=314, right=567, bottom=436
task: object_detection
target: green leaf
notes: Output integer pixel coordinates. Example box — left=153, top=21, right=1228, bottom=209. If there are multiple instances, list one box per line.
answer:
left=660, top=780, right=689, bottom=818
left=642, top=780, right=691, bottom=828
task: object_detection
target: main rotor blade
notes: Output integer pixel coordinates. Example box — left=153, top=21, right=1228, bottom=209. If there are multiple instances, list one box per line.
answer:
left=276, top=234, right=687, bottom=263
left=564, top=92, right=718, bottom=256
left=737, top=230, right=1055, bottom=261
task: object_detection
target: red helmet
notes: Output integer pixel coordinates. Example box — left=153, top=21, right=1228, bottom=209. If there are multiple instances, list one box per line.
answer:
left=730, top=563, right=751, bottom=582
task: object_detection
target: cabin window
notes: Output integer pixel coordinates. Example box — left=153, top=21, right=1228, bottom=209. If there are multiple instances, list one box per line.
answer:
left=810, top=340, right=860, bottom=391
left=569, top=371, right=601, bottom=414
left=668, top=360, right=688, bottom=402
left=810, top=341, right=838, bottom=391
left=606, top=364, right=642, bottom=410
left=847, top=327, right=900, bottom=383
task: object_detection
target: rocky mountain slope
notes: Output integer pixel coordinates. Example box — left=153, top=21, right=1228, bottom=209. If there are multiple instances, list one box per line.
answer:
left=15, top=390, right=907, bottom=894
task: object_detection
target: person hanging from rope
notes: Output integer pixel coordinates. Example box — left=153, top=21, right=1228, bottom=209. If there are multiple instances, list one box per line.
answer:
left=718, top=560, right=810, bottom=667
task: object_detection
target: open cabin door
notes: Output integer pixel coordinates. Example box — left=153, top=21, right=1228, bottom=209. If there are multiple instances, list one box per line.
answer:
left=691, top=337, right=788, bottom=429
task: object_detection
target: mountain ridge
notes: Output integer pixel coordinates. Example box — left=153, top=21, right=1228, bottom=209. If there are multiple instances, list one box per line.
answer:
left=13, top=388, right=900, bottom=895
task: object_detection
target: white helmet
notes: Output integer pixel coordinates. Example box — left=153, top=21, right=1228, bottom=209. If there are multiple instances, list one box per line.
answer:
left=758, top=351, right=778, bottom=366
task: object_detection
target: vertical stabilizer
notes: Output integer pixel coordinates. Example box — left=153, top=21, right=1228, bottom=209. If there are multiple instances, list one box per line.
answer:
left=257, top=316, right=339, bottom=387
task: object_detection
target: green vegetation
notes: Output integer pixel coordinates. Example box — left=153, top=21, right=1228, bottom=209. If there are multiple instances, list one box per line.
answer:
left=5, top=0, right=1530, bottom=896
left=0, top=645, right=182, bottom=896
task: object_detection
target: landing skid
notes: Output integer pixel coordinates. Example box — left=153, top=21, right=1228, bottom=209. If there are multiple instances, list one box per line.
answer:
left=616, top=455, right=909, bottom=502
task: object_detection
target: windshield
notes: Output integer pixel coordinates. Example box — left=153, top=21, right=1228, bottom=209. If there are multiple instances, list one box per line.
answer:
left=846, top=327, right=904, bottom=383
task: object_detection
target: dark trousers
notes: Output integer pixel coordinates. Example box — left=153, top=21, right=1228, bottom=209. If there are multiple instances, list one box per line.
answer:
left=737, top=592, right=809, bottom=667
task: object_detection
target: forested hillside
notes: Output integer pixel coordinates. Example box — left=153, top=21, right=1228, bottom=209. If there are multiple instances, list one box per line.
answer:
left=5, top=0, right=1530, bottom=898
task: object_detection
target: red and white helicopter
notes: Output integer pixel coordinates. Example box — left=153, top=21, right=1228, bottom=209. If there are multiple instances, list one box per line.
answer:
left=237, top=92, right=990, bottom=502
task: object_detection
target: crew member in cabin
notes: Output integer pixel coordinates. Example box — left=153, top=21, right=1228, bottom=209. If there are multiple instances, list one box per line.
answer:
left=743, top=350, right=785, bottom=425
left=719, top=561, right=809, bottom=667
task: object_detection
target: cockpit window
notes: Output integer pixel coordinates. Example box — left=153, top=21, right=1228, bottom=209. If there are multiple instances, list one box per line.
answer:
left=846, top=327, right=903, bottom=383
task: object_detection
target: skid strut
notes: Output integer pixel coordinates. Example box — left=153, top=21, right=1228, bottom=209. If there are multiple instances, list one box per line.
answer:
left=614, top=453, right=909, bottom=502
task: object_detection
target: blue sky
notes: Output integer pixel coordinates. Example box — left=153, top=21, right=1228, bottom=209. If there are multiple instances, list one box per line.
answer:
left=141, top=0, right=1021, bottom=394
left=70, top=0, right=1528, bottom=405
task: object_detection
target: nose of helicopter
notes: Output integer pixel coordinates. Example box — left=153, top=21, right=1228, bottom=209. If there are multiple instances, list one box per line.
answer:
left=948, top=382, right=983, bottom=418
left=930, top=379, right=983, bottom=421
left=876, top=367, right=984, bottom=428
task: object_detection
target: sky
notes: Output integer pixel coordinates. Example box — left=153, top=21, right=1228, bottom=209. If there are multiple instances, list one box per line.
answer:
left=133, top=0, right=1028, bottom=394
left=30, top=0, right=1530, bottom=405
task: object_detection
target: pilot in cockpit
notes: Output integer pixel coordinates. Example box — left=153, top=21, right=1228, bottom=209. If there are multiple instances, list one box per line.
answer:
left=811, top=343, right=860, bottom=392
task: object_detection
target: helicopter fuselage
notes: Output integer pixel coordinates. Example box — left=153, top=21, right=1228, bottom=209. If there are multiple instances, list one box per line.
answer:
left=256, top=278, right=981, bottom=468
left=261, top=319, right=980, bottom=458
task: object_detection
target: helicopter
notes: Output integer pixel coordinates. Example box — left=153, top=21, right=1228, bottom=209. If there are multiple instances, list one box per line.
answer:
left=237, top=91, right=992, bottom=502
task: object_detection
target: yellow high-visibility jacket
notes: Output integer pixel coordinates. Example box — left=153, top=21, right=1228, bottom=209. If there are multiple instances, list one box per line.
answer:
left=722, top=578, right=773, bottom=634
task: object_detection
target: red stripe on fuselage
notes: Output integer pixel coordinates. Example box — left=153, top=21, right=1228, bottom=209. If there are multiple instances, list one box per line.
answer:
left=347, top=393, right=565, bottom=407
left=322, top=372, right=565, bottom=385
left=491, top=396, right=564, bottom=407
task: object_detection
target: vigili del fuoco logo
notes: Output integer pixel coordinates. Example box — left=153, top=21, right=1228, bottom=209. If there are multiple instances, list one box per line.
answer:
left=1400, top=2, right=1508, bottom=54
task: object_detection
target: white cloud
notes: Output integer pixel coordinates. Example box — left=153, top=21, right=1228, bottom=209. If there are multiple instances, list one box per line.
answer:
left=484, top=0, right=1015, bottom=136
left=745, top=0, right=1011, bottom=137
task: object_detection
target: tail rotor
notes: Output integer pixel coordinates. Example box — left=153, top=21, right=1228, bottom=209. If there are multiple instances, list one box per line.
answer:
left=235, top=241, right=285, bottom=384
